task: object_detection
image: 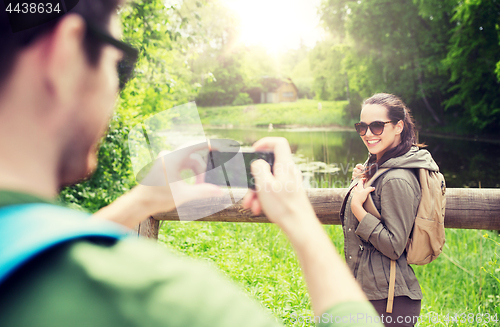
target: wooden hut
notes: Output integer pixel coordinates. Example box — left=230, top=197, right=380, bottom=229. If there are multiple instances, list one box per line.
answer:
left=260, top=78, right=298, bottom=103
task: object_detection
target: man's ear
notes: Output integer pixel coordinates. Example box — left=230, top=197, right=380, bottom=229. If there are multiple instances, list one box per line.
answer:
left=43, top=14, right=87, bottom=109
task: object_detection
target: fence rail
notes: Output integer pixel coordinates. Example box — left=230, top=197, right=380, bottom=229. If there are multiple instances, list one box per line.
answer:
left=138, top=188, right=500, bottom=239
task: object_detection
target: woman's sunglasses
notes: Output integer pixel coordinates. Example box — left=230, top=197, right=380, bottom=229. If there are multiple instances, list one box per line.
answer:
left=85, top=20, right=139, bottom=91
left=354, top=121, right=397, bottom=136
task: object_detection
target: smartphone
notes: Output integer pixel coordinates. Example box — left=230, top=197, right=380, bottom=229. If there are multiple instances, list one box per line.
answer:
left=205, top=150, right=275, bottom=189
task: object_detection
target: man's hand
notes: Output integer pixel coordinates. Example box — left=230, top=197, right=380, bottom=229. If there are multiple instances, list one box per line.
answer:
left=93, top=144, right=222, bottom=229
left=242, top=137, right=316, bottom=235
left=242, top=137, right=368, bottom=316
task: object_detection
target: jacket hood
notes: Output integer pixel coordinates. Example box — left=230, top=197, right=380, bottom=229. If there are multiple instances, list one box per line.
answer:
left=377, top=146, right=439, bottom=171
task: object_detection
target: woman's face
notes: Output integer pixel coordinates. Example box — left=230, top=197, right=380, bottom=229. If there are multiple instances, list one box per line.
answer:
left=359, top=104, right=403, bottom=160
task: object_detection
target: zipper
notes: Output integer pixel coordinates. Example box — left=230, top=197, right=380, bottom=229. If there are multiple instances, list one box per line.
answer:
left=352, top=244, right=364, bottom=277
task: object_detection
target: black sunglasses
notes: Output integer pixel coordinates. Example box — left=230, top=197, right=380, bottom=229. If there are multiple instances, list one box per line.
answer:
left=354, top=121, right=397, bottom=136
left=85, top=20, right=139, bottom=90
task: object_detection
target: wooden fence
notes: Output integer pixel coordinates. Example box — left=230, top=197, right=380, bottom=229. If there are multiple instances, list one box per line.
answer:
left=136, top=188, right=500, bottom=240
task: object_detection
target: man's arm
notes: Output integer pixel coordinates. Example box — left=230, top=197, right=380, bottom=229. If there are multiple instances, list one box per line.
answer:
left=93, top=145, right=223, bottom=228
left=93, top=185, right=174, bottom=229
left=242, top=137, right=370, bottom=316
left=96, top=136, right=380, bottom=325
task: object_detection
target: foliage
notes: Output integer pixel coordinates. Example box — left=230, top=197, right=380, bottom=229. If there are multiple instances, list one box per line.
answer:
left=293, top=78, right=314, bottom=100
left=59, top=116, right=136, bottom=212
left=442, top=0, right=500, bottom=132
left=196, top=54, right=248, bottom=106
left=280, top=43, right=314, bottom=99
left=314, top=0, right=500, bottom=134
left=186, top=0, right=249, bottom=106
left=232, top=92, right=253, bottom=106
left=59, top=0, right=200, bottom=211
left=481, top=233, right=500, bottom=287
left=309, top=41, right=346, bottom=101
left=256, top=77, right=282, bottom=94
left=159, top=221, right=500, bottom=327
left=55, top=0, right=500, bottom=324
left=185, top=1, right=315, bottom=106
left=198, top=100, right=348, bottom=127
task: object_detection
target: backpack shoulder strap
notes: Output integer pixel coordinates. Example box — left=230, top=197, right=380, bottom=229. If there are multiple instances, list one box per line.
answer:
left=0, top=203, right=130, bottom=284
left=362, top=168, right=391, bottom=219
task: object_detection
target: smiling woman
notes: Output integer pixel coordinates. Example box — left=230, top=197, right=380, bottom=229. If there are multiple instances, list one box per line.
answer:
left=359, top=94, right=421, bottom=178
left=340, top=93, right=441, bottom=326
left=358, top=105, right=404, bottom=161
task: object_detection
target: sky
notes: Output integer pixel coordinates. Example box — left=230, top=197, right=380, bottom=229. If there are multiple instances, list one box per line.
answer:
left=221, top=0, right=324, bottom=53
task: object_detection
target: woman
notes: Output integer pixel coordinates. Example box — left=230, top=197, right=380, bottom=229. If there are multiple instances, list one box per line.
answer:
left=340, top=93, right=440, bottom=326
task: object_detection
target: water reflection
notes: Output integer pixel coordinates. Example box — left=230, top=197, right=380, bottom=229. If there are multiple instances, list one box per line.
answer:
left=204, top=128, right=500, bottom=188
left=419, top=134, right=500, bottom=188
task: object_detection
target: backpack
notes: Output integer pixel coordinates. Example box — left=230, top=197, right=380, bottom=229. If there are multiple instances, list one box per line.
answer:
left=362, top=167, right=446, bottom=313
left=0, top=203, right=129, bottom=285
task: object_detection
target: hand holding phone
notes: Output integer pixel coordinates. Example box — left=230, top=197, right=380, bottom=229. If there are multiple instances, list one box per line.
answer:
left=242, top=137, right=315, bottom=228
left=205, top=150, right=275, bottom=189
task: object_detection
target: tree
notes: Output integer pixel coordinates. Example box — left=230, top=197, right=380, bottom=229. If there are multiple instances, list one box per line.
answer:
left=443, top=0, right=500, bottom=132
left=196, top=53, right=248, bottom=106
left=315, top=0, right=500, bottom=133
left=60, top=0, right=201, bottom=210
left=310, top=40, right=346, bottom=101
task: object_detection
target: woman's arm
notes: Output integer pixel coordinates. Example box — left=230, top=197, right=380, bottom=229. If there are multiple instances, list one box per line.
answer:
left=352, top=178, right=419, bottom=260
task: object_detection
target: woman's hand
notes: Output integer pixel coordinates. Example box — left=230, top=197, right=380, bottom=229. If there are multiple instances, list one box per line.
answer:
left=350, top=178, right=375, bottom=222
left=352, top=164, right=365, bottom=180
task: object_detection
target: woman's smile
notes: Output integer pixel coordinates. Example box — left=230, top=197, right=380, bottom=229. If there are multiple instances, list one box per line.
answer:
left=359, top=104, right=403, bottom=160
left=366, top=139, right=381, bottom=147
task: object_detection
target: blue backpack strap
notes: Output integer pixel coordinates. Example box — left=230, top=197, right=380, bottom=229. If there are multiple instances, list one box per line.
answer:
left=0, top=203, right=130, bottom=284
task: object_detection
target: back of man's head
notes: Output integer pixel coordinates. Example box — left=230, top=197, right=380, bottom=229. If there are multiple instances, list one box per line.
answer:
left=0, top=0, right=121, bottom=89
left=0, top=0, right=125, bottom=195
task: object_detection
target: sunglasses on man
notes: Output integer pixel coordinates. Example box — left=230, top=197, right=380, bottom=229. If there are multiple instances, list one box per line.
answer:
left=85, top=19, right=139, bottom=91
left=354, top=121, right=398, bottom=136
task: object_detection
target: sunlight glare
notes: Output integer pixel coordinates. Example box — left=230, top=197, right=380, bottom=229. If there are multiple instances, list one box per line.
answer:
left=221, top=0, right=323, bottom=53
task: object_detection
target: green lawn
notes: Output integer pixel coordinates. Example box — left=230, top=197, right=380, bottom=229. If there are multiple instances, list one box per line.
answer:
left=197, top=100, right=351, bottom=127
left=156, top=100, right=500, bottom=326
left=158, top=221, right=500, bottom=327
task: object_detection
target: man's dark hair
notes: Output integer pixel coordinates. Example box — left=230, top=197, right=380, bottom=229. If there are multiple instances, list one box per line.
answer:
left=0, top=0, right=121, bottom=88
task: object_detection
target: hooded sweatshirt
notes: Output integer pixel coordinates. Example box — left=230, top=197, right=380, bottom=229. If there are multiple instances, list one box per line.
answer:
left=340, top=146, right=439, bottom=301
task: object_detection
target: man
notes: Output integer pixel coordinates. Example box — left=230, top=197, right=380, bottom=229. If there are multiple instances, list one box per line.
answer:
left=0, top=0, right=381, bottom=326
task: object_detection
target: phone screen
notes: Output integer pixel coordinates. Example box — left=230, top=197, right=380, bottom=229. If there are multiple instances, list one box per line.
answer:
left=205, top=151, right=275, bottom=189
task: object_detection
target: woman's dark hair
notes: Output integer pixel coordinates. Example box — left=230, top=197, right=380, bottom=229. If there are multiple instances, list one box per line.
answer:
left=362, top=93, right=424, bottom=179
left=0, top=0, right=121, bottom=89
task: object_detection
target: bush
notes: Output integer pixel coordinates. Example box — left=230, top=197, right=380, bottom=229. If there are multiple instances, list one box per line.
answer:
left=232, top=93, right=253, bottom=106
left=58, top=114, right=136, bottom=213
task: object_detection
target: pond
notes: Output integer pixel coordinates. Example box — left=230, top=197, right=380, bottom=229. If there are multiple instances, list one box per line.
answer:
left=204, top=127, right=500, bottom=189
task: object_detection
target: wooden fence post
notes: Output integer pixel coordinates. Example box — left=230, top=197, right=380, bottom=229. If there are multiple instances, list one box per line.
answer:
left=133, top=216, right=159, bottom=239
left=142, top=188, right=500, bottom=240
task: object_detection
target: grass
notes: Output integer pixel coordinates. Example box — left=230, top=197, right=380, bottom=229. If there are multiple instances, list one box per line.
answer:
left=157, top=100, right=500, bottom=325
left=197, top=99, right=350, bottom=127
left=158, top=220, right=500, bottom=327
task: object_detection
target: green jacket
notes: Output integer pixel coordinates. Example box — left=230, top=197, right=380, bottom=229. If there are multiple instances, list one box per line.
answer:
left=341, top=146, right=439, bottom=301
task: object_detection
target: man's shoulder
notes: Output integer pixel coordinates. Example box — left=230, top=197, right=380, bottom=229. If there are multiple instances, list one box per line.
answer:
left=0, top=237, right=281, bottom=327
left=65, top=237, right=209, bottom=284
